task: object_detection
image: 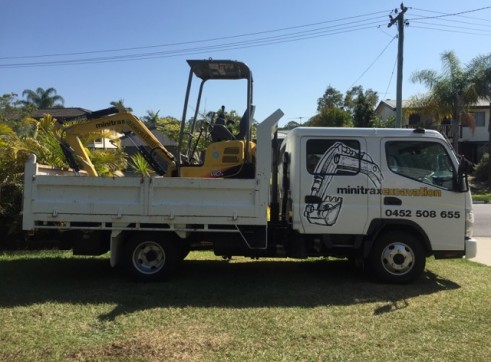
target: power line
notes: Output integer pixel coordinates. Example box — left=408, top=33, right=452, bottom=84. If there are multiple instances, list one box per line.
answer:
left=410, top=20, right=491, bottom=35
left=0, top=19, right=388, bottom=68
left=408, top=5, right=491, bottom=21
left=349, top=36, right=397, bottom=88
left=2, top=5, right=489, bottom=71
left=412, top=16, right=491, bottom=29
left=410, top=6, right=491, bottom=23
left=383, top=57, right=398, bottom=100
left=0, top=11, right=389, bottom=61
left=410, top=25, right=491, bottom=37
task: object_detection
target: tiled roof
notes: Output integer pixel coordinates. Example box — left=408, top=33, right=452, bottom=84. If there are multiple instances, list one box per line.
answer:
left=380, top=98, right=490, bottom=111
left=30, top=107, right=92, bottom=119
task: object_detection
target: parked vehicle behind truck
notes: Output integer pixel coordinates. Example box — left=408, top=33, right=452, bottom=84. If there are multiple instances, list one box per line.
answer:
left=22, top=59, right=477, bottom=283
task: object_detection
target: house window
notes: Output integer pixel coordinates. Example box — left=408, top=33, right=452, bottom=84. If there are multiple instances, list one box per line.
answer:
left=474, top=112, right=485, bottom=127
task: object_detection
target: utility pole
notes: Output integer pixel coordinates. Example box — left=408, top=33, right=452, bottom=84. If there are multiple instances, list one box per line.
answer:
left=388, top=3, right=408, bottom=128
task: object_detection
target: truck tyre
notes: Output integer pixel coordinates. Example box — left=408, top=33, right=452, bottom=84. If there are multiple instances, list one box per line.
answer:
left=368, top=230, right=426, bottom=283
left=125, top=233, right=179, bottom=282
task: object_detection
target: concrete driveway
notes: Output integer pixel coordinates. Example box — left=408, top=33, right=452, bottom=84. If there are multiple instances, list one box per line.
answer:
left=472, top=237, right=491, bottom=266
left=469, top=203, right=491, bottom=266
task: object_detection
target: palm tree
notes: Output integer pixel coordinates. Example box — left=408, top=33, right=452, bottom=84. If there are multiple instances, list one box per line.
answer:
left=22, top=87, right=64, bottom=109
left=411, top=51, right=481, bottom=150
left=110, top=99, right=133, bottom=112
left=142, top=110, right=160, bottom=128
left=129, top=153, right=153, bottom=177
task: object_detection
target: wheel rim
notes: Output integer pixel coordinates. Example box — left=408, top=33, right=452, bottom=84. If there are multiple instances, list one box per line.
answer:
left=380, top=242, right=415, bottom=275
left=132, top=241, right=166, bottom=275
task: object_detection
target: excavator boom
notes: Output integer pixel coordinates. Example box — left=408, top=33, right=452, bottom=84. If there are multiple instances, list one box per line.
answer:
left=56, top=108, right=177, bottom=177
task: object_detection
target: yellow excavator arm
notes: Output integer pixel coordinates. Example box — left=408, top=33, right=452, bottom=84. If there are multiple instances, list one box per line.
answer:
left=56, top=109, right=177, bottom=177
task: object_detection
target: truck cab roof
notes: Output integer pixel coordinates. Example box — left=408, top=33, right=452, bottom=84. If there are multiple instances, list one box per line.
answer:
left=285, top=127, right=445, bottom=140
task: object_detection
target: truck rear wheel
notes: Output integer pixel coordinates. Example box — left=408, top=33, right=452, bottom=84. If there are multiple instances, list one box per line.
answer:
left=368, top=230, right=426, bottom=283
left=125, top=233, right=179, bottom=281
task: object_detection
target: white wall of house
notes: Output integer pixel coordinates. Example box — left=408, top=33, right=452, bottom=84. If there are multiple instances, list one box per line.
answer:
left=377, top=104, right=396, bottom=121
left=461, top=108, right=490, bottom=142
left=376, top=99, right=490, bottom=142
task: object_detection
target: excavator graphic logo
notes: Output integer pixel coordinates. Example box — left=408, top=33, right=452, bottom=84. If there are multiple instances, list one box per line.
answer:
left=304, top=142, right=383, bottom=226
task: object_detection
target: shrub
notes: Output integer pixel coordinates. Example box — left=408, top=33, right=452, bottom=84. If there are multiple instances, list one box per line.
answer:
left=473, top=152, right=490, bottom=183
left=0, top=182, right=24, bottom=244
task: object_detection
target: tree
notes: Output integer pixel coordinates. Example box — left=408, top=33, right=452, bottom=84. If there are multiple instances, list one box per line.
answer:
left=156, top=116, right=182, bottom=143
left=317, top=86, right=343, bottom=111
left=22, top=87, right=64, bottom=109
left=280, top=120, right=301, bottom=130
left=110, top=99, right=133, bottom=112
left=371, top=116, right=396, bottom=128
left=0, top=93, right=36, bottom=136
left=142, top=110, right=160, bottom=128
left=411, top=51, right=482, bottom=150
left=344, top=86, right=379, bottom=128
left=0, top=111, right=128, bottom=241
left=468, top=53, right=491, bottom=183
left=307, top=108, right=353, bottom=127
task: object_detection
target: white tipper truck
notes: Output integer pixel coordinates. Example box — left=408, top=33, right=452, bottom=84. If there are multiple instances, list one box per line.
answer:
left=22, top=60, right=477, bottom=283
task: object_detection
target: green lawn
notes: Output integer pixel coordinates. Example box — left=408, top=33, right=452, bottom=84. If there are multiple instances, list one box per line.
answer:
left=472, top=193, right=491, bottom=203
left=1, top=250, right=490, bottom=361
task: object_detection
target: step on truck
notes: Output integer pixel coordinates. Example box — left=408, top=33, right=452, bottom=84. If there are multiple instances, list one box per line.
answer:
left=22, top=59, right=477, bottom=283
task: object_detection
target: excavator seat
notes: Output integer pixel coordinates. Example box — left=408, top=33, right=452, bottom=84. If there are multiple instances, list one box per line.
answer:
left=210, top=124, right=234, bottom=142
left=210, top=106, right=254, bottom=143
left=180, top=140, right=256, bottom=178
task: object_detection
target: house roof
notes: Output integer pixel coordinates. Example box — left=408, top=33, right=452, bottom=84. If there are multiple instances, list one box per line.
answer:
left=376, top=99, right=412, bottom=111
left=377, top=98, right=490, bottom=112
left=30, top=107, right=92, bottom=120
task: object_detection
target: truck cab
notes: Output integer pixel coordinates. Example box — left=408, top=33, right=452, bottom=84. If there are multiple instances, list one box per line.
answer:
left=279, top=127, right=476, bottom=282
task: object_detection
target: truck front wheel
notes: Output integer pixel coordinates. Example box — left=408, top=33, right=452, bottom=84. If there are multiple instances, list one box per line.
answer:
left=368, top=231, right=426, bottom=283
left=125, top=233, right=179, bottom=281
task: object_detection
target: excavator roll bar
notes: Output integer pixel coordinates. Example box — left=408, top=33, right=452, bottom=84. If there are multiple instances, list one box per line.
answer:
left=178, top=59, right=254, bottom=169
left=56, top=60, right=255, bottom=178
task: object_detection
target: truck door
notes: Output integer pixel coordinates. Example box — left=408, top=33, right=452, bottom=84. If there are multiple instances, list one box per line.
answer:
left=300, top=137, right=382, bottom=235
left=381, top=138, right=466, bottom=252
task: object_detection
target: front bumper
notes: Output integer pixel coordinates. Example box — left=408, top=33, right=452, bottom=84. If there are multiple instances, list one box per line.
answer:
left=465, top=238, right=478, bottom=259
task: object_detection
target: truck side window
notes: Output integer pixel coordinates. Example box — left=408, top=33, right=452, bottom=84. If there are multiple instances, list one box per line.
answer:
left=386, top=141, right=456, bottom=190
left=306, top=139, right=360, bottom=175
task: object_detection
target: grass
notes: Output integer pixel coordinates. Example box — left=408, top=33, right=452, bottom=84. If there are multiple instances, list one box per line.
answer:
left=472, top=193, right=491, bottom=203
left=1, top=250, right=490, bottom=361
left=470, top=179, right=491, bottom=203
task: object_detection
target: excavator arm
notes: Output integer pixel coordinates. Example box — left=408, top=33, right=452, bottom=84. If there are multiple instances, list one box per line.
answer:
left=56, top=108, right=177, bottom=177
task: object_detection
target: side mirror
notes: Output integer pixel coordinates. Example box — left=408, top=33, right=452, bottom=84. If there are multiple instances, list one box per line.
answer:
left=455, top=156, right=473, bottom=192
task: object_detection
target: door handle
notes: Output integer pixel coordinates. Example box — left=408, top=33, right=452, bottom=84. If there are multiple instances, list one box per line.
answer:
left=384, top=196, right=402, bottom=206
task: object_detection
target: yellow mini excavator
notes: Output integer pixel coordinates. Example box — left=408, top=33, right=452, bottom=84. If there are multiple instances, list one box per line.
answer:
left=56, top=59, right=256, bottom=178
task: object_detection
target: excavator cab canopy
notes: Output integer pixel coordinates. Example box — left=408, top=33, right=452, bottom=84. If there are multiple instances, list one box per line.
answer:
left=178, top=59, right=254, bottom=171
left=187, top=59, right=251, bottom=81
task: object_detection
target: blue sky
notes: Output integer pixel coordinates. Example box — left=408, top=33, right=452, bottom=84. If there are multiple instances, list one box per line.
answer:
left=1, top=0, right=490, bottom=126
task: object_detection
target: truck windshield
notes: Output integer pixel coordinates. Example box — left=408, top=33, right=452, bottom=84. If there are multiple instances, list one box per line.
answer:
left=386, top=140, right=456, bottom=190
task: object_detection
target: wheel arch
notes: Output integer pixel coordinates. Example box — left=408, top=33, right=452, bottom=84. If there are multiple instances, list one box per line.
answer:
left=363, top=219, right=432, bottom=258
